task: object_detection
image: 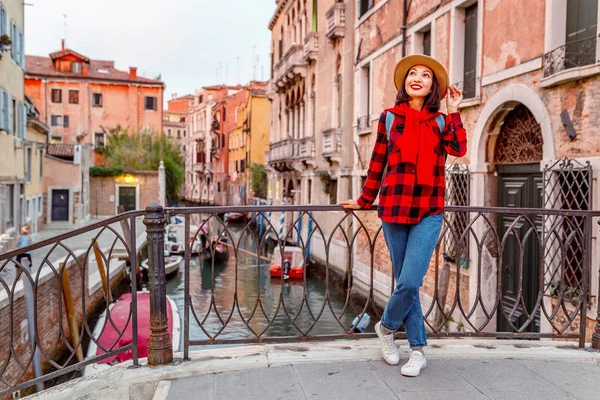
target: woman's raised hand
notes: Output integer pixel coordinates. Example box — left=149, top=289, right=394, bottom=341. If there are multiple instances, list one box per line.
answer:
left=446, top=86, right=463, bottom=113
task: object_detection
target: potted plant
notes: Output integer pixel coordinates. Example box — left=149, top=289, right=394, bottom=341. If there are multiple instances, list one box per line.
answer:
left=0, top=34, right=11, bottom=59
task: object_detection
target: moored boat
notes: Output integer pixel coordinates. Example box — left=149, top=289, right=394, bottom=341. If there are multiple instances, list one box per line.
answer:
left=141, top=252, right=182, bottom=276
left=269, top=246, right=304, bottom=280
left=83, top=292, right=180, bottom=376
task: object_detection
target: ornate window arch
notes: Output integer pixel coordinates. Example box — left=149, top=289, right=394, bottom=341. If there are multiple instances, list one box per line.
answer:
left=494, top=104, right=543, bottom=165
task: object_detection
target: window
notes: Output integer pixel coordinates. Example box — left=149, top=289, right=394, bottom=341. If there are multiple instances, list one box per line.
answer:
left=39, top=149, right=43, bottom=180
left=359, top=65, right=370, bottom=127
left=51, top=89, right=62, bottom=103
left=0, top=5, right=7, bottom=39
left=177, top=130, right=181, bottom=138
left=223, top=108, right=226, bottom=121
left=12, top=98, right=16, bottom=134
left=336, top=59, right=343, bottom=128
left=235, top=160, right=239, bottom=171
left=38, top=195, right=42, bottom=214
left=71, top=62, right=82, bottom=73
left=0, top=89, right=8, bottom=131
left=5, top=184, right=14, bottom=229
left=168, top=128, right=172, bottom=137
left=183, top=130, right=186, bottom=137
left=92, top=93, right=103, bottom=107
left=69, top=90, right=79, bottom=104
left=423, top=28, right=432, bottom=56
left=51, top=136, right=62, bottom=143
left=240, top=159, right=245, bottom=173
left=51, top=115, right=61, bottom=126
left=358, top=0, right=375, bottom=19
left=463, top=3, right=478, bottom=99
left=565, top=0, right=598, bottom=68
left=51, top=115, right=69, bottom=127
left=94, top=132, right=105, bottom=149
left=329, top=179, right=338, bottom=205
left=25, top=147, right=32, bottom=183
left=26, top=199, right=30, bottom=219
left=180, top=117, right=185, bottom=123
left=145, top=96, right=157, bottom=110
left=307, top=179, right=312, bottom=203
left=221, top=133, right=225, bottom=147
left=218, top=182, right=221, bottom=192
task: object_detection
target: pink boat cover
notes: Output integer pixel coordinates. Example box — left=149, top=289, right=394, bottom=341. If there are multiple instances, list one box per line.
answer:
left=95, top=292, right=174, bottom=364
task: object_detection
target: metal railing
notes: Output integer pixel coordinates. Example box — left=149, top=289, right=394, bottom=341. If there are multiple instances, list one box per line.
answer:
left=2, top=203, right=600, bottom=396
left=544, top=35, right=598, bottom=77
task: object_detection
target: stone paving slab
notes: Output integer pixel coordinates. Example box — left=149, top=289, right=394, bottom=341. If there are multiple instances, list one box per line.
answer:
left=26, top=339, right=600, bottom=400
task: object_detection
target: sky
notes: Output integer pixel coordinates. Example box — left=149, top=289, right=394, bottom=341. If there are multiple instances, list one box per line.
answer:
left=24, top=0, right=275, bottom=103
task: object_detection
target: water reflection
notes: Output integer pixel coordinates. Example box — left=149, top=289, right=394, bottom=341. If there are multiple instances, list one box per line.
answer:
left=165, top=220, right=358, bottom=349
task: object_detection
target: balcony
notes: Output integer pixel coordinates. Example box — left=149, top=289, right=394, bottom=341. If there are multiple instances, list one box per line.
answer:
left=193, top=162, right=205, bottom=173
left=296, top=136, right=316, bottom=167
left=267, top=138, right=295, bottom=171
left=303, top=32, right=319, bottom=62
left=273, top=45, right=307, bottom=92
left=326, top=2, right=345, bottom=41
left=322, top=128, right=342, bottom=164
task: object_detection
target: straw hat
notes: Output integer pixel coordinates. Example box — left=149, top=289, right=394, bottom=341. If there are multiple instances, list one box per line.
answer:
left=393, top=54, right=449, bottom=99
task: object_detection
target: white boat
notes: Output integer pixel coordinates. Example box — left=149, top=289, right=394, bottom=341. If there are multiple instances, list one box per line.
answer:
left=141, top=253, right=182, bottom=276
left=83, top=292, right=180, bottom=376
left=164, top=216, right=201, bottom=255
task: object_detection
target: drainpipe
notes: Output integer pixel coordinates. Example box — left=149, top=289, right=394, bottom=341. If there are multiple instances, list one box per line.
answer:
left=402, top=0, right=408, bottom=57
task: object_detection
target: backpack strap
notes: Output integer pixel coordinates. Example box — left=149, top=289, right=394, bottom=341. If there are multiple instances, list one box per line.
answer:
left=385, top=111, right=395, bottom=140
left=435, top=114, right=446, bottom=133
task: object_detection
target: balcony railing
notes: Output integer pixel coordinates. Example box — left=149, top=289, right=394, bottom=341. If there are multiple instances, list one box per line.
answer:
left=297, top=136, right=315, bottom=161
left=322, top=128, right=342, bottom=159
left=267, top=138, right=295, bottom=163
left=326, top=2, right=345, bottom=41
left=357, top=115, right=371, bottom=133
left=2, top=204, right=600, bottom=396
left=272, top=45, right=306, bottom=89
left=544, top=35, right=599, bottom=77
left=303, top=32, right=319, bottom=62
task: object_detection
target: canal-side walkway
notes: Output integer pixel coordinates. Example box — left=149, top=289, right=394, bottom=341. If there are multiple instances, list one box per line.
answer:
left=28, top=339, right=600, bottom=400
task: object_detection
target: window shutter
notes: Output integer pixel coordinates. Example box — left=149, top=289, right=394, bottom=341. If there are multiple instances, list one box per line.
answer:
left=1, top=6, right=8, bottom=37
left=8, top=96, right=13, bottom=134
left=21, top=102, right=26, bottom=139
left=0, top=88, right=4, bottom=131
left=19, top=29, right=24, bottom=67
left=11, top=22, right=15, bottom=60
left=463, top=3, right=478, bottom=99
left=63, top=115, right=69, bottom=127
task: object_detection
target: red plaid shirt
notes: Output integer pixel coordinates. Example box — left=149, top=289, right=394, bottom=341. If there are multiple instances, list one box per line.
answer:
left=357, top=111, right=467, bottom=224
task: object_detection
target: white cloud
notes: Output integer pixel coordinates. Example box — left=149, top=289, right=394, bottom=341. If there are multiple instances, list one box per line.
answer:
left=25, top=0, right=275, bottom=100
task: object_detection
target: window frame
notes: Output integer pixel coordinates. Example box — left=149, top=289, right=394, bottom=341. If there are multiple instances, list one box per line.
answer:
left=5, top=184, right=14, bottom=229
left=25, top=146, right=32, bottom=183
left=144, top=96, right=157, bottom=111
left=92, top=93, right=103, bottom=107
left=69, top=90, right=80, bottom=104
left=94, top=132, right=106, bottom=149
left=51, top=88, right=63, bottom=103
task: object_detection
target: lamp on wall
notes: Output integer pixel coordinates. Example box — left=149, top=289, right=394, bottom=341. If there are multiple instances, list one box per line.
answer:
left=116, top=174, right=139, bottom=185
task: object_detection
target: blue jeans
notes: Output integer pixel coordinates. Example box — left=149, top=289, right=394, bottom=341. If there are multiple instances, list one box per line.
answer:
left=380, top=213, right=443, bottom=349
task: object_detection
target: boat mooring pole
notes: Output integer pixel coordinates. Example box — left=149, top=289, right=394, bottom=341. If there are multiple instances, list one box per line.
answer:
left=143, top=203, right=173, bottom=366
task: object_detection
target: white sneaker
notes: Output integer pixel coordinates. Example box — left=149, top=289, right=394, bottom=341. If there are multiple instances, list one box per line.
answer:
left=375, top=321, right=400, bottom=365
left=401, top=350, right=427, bottom=377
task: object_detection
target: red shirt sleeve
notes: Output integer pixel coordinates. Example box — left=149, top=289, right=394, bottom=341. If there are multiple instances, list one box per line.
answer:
left=442, top=112, right=467, bottom=157
left=357, top=112, right=388, bottom=209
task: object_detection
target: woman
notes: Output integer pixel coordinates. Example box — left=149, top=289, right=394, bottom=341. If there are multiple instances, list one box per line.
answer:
left=341, top=55, right=466, bottom=377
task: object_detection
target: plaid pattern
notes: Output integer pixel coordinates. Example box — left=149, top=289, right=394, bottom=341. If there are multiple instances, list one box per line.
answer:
left=357, top=111, right=467, bottom=224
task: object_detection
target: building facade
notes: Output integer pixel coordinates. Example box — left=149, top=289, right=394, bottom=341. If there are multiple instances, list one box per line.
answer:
left=349, top=0, right=600, bottom=338
left=266, top=0, right=600, bottom=339
left=164, top=93, right=193, bottom=153
left=25, top=41, right=165, bottom=165
left=0, top=0, right=30, bottom=252
left=185, top=85, right=239, bottom=204
left=228, top=87, right=270, bottom=205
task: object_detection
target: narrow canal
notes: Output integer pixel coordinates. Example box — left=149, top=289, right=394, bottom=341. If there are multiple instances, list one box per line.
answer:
left=164, top=220, right=359, bottom=350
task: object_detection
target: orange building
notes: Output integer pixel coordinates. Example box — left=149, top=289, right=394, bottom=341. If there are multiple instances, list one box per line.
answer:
left=25, top=41, right=165, bottom=164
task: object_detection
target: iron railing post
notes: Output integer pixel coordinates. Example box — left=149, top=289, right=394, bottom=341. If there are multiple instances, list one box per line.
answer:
left=143, top=203, right=173, bottom=365
left=593, top=221, right=600, bottom=350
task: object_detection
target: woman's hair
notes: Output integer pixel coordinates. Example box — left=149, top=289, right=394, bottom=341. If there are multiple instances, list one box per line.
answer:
left=395, top=69, right=441, bottom=112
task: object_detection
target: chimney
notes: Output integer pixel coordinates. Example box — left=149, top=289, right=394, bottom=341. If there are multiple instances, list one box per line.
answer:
left=82, top=64, right=89, bottom=76
left=61, top=39, right=65, bottom=51
left=129, top=67, right=137, bottom=80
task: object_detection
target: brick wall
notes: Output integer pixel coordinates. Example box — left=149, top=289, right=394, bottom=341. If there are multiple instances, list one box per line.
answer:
left=0, top=251, right=128, bottom=397
left=90, top=171, right=160, bottom=216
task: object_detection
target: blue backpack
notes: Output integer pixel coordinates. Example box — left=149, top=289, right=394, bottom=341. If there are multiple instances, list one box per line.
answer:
left=385, top=111, right=446, bottom=140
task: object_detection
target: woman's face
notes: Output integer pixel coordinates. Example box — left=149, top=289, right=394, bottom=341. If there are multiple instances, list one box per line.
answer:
left=404, top=65, right=434, bottom=100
